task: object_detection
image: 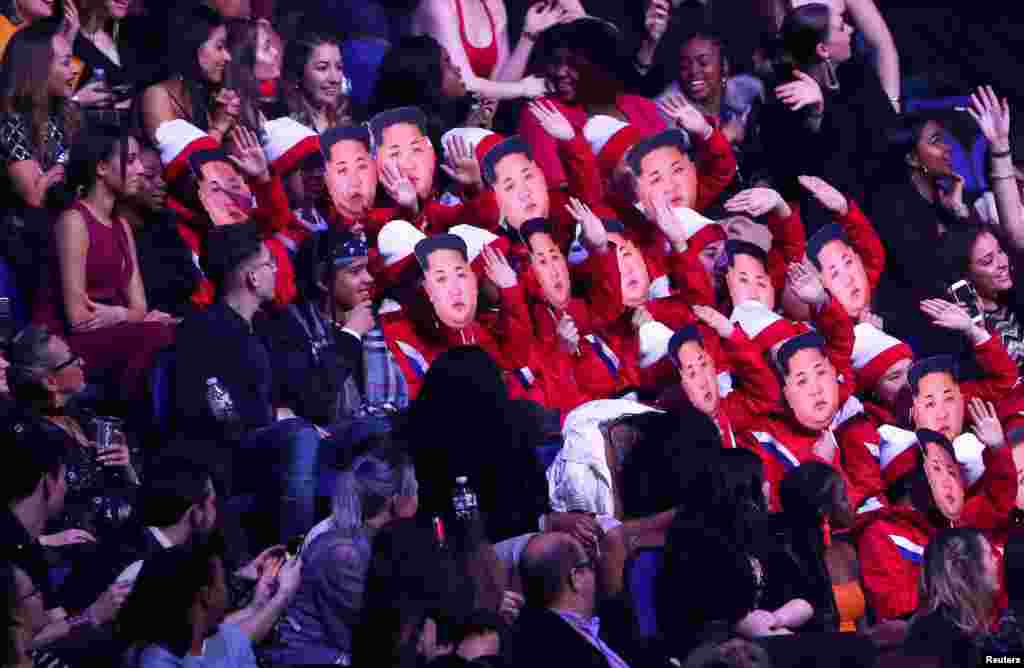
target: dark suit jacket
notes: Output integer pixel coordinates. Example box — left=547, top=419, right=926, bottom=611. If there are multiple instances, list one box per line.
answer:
left=504, top=607, right=621, bottom=668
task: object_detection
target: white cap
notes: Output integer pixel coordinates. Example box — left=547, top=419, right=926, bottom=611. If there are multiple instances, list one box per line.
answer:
left=154, top=119, right=220, bottom=183
left=449, top=224, right=500, bottom=263
left=378, top=220, right=427, bottom=268
left=583, top=115, right=630, bottom=156
left=673, top=207, right=726, bottom=251
left=263, top=117, right=319, bottom=174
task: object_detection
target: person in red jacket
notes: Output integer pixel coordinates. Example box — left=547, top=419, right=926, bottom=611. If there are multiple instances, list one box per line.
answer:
left=478, top=124, right=604, bottom=260
left=798, top=176, right=886, bottom=323
left=660, top=305, right=782, bottom=448
left=516, top=219, right=621, bottom=413
left=367, top=106, right=492, bottom=240
left=156, top=119, right=296, bottom=308
left=858, top=427, right=1017, bottom=620
left=263, top=117, right=329, bottom=253
left=380, top=231, right=532, bottom=400
left=321, top=125, right=397, bottom=242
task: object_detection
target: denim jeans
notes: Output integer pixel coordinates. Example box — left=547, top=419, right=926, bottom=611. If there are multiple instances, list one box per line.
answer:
left=239, top=418, right=336, bottom=545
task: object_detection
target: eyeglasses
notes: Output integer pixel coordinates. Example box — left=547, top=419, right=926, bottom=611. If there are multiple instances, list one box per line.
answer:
left=52, top=353, right=82, bottom=373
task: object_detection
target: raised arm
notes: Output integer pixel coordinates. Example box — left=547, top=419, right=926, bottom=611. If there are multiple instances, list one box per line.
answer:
left=845, top=0, right=901, bottom=110
left=417, top=0, right=547, bottom=101
left=969, top=86, right=1023, bottom=251
left=494, top=2, right=565, bottom=83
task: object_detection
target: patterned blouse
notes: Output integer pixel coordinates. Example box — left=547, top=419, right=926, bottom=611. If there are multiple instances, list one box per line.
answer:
left=987, top=305, right=1024, bottom=371
left=0, top=111, right=69, bottom=170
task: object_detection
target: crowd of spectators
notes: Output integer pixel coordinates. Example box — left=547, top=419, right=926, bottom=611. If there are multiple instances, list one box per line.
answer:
left=0, top=0, right=1023, bottom=667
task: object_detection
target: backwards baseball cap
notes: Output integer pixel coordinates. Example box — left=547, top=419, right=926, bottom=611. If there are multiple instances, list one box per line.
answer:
left=907, top=355, right=958, bottom=396
left=414, top=233, right=468, bottom=272
left=625, top=129, right=692, bottom=177
left=806, top=223, right=850, bottom=271
left=481, top=136, right=533, bottom=187
left=667, top=325, right=704, bottom=369
left=368, top=106, right=428, bottom=154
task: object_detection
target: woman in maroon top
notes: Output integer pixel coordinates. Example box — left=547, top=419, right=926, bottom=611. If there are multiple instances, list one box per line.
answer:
left=33, top=126, right=176, bottom=404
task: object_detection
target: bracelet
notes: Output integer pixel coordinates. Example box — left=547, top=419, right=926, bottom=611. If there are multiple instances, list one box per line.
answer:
left=991, top=148, right=1012, bottom=159
left=68, top=609, right=97, bottom=630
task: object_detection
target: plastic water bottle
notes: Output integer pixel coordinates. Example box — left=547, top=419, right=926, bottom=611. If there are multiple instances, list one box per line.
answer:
left=206, top=377, right=239, bottom=423
left=452, top=476, right=479, bottom=521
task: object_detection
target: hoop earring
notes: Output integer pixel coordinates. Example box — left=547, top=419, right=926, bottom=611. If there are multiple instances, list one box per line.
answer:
left=823, top=57, right=839, bottom=91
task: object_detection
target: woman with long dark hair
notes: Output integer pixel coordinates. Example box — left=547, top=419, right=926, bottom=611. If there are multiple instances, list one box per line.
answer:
left=369, top=35, right=471, bottom=145
left=31, top=126, right=176, bottom=405
left=903, top=528, right=1000, bottom=667
left=224, top=18, right=278, bottom=134
left=658, top=449, right=815, bottom=658
left=274, top=33, right=351, bottom=132
left=874, top=87, right=1014, bottom=357
left=139, top=4, right=240, bottom=145
left=756, top=1, right=894, bottom=230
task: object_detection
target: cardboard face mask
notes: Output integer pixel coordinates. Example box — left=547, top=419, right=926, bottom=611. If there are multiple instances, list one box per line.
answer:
left=197, top=160, right=254, bottom=227
left=817, top=239, right=871, bottom=319
left=528, top=232, right=571, bottom=310
left=608, top=232, right=650, bottom=307
left=922, top=441, right=964, bottom=521
left=326, top=139, right=378, bottom=222
left=493, top=152, right=550, bottom=229
left=377, top=122, right=436, bottom=201
left=422, top=248, right=479, bottom=329
left=782, top=346, right=840, bottom=432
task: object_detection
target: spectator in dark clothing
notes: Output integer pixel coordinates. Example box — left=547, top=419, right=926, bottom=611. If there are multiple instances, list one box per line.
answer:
left=174, top=222, right=335, bottom=546
left=257, top=228, right=404, bottom=445
left=658, top=449, right=814, bottom=661
left=351, top=517, right=477, bottom=668
left=870, top=112, right=977, bottom=357
left=0, top=417, right=128, bottom=652
left=394, top=346, right=550, bottom=547
left=125, top=145, right=202, bottom=318
left=754, top=2, right=895, bottom=233
left=619, top=0, right=717, bottom=98
left=903, top=528, right=1000, bottom=668
left=57, top=456, right=219, bottom=615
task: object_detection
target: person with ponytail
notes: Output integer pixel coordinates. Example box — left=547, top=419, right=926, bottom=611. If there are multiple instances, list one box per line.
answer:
left=140, top=4, right=240, bottom=146
left=31, top=125, right=176, bottom=406
left=273, top=446, right=417, bottom=667
left=755, top=2, right=895, bottom=232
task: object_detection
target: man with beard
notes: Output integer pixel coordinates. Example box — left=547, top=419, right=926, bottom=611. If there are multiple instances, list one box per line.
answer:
left=381, top=232, right=533, bottom=399
left=857, top=428, right=1016, bottom=621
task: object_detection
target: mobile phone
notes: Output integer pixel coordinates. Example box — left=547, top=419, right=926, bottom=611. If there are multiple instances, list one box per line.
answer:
left=0, top=297, right=12, bottom=345
left=948, top=279, right=984, bottom=325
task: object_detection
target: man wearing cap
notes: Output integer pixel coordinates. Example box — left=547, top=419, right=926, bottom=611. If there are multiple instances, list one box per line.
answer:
left=380, top=232, right=532, bottom=399
left=659, top=305, right=781, bottom=448
left=857, top=428, right=1016, bottom=620
left=175, top=223, right=333, bottom=545
left=154, top=120, right=297, bottom=308
left=367, top=106, right=495, bottom=239
left=258, top=228, right=407, bottom=434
